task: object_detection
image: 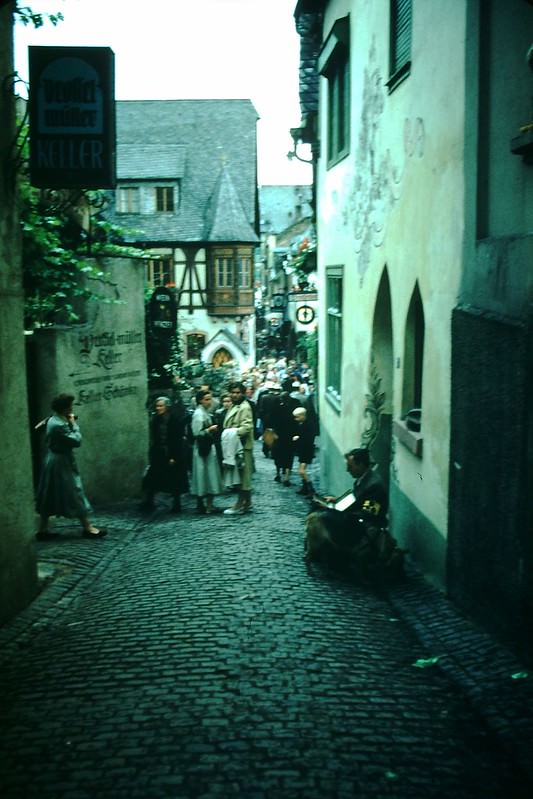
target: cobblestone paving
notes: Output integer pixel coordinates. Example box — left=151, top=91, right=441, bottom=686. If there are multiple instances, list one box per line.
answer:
left=1, top=444, right=532, bottom=799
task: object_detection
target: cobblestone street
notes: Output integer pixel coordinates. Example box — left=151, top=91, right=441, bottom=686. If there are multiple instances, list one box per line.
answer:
left=1, top=443, right=532, bottom=799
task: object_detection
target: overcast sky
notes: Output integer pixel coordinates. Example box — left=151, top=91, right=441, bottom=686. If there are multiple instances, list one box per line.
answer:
left=14, top=0, right=313, bottom=185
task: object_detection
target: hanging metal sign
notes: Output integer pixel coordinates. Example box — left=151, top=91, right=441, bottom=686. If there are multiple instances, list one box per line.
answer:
left=149, top=287, right=177, bottom=335
left=29, top=46, right=116, bottom=188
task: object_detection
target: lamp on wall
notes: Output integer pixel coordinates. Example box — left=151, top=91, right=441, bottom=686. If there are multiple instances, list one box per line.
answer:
left=287, top=126, right=314, bottom=164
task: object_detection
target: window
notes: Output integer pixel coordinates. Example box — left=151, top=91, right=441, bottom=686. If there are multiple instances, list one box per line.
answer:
left=326, top=267, right=343, bottom=405
left=155, top=186, right=174, bottom=212
left=388, top=0, right=412, bottom=91
left=186, top=333, right=206, bottom=361
left=237, top=255, right=251, bottom=288
left=216, top=254, right=234, bottom=288
left=117, top=186, right=139, bottom=213
left=147, top=256, right=173, bottom=288
left=319, top=16, right=350, bottom=166
left=212, top=347, right=232, bottom=368
left=402, top=282, right=424, bottom=419
left=327, top=51, right=350, bottom=163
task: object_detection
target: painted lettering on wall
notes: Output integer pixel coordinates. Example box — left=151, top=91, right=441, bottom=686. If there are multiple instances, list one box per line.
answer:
left=69, top=329, right=144, bottom=405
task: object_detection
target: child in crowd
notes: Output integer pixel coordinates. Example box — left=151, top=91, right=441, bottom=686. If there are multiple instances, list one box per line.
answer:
left=292, top=406, right=315, bottom=497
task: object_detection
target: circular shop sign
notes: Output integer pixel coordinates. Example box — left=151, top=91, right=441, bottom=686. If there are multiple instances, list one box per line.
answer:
left=296, top=304, right=315, bottom=325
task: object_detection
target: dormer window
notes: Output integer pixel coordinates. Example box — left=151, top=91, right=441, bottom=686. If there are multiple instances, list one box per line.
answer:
left=155, top=186, right=175, bottom=212
left=117, top=186, right=140, bottom=213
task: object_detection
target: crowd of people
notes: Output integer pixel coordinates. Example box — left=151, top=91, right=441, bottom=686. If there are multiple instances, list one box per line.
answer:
left=33, top=358, right=402, bottom=583
left=139, top=357, right=320, bottom=516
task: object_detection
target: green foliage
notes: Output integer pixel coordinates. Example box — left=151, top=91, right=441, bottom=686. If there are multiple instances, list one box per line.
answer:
left=19, top=180, right=146, bottom=329
left=21, top=181, right=98, bottom=328
left=298, top=328, right=318, bottom=375
left=17, top=115, right=146, bottom=329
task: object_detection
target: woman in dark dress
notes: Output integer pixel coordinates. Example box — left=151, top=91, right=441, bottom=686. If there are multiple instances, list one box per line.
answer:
left=270, top=390, right=299, bottom=486
left=141, top=396, right=189, bottom=512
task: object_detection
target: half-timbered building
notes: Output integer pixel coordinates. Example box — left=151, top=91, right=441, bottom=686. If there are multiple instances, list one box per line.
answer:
left=107, top=99, right=260, bottom=372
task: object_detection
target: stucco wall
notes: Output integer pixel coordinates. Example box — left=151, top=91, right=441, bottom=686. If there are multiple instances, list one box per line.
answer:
left=0, top=7, right=39, bottom=623
left=316, top=1, right=466, bottom=579
left=29, top=258, right=149, bottom=506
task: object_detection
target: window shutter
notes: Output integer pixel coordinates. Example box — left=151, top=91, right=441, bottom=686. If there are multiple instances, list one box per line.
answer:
left=392, top=0, right=412, bottom=72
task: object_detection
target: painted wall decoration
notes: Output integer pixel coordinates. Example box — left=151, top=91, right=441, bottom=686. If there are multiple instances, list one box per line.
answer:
left=342, top=40, right=424, bottom=282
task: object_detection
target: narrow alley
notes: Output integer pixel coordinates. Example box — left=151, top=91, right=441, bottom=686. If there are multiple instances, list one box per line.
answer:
left=1, top=443, right=532, bottom=799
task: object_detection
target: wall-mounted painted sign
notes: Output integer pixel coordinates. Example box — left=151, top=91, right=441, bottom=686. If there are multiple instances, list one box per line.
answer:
left=29, top=46, right=115, bottom=188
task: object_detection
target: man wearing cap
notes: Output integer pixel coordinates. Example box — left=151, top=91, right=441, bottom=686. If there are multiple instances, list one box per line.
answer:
left=305, top=447, right=389, bottom=563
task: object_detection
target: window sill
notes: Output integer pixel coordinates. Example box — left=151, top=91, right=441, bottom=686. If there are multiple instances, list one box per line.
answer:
left=386, top=61, right=411, bottom=94
left=393, top=418, right=423, bottom=457
left=326, top=147, right=350, bottom=170
left=325, top=388, right=342, bottom=414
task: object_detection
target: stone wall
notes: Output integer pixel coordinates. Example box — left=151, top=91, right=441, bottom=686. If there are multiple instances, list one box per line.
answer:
left=0, top=6, right=40, bottom=624
left=28, top=258, right=149, bottom=506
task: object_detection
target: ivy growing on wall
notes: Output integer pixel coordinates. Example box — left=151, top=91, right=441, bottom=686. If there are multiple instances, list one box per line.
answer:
left=18, top=122, right=145, bottom=329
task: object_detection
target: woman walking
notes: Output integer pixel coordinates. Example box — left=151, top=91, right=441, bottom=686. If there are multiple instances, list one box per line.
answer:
left=35, top=393, right=106, bottom=539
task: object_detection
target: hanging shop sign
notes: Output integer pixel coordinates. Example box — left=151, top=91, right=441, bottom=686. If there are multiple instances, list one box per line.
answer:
left=29, top=46, right=116, bottom=188
left=149, top=287, right=177, bottom=335
left=296, top=304, right=316, bottom=325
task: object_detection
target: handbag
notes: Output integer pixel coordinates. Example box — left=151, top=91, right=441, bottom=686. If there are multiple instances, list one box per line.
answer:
left=262, top=428, right=278, bottom=448
left=196, top=433, right=213, bottom=458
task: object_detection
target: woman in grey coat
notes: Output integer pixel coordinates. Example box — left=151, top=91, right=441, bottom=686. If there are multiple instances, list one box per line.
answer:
left=190, top=389, right=223, bottom=514
left=35, top=393, right=106, bottom=539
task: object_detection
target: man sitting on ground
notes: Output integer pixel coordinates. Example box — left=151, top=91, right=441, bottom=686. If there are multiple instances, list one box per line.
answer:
left=305, top=447, right=389, bottom=566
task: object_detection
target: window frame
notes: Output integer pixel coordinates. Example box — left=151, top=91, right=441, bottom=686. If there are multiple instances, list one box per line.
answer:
left=216, top=253, right=234, bottom=288
left=186, top=332, right=206, bottom=361
left=116, top=185, right=140, bottom=213
left=319, top=15, right=350, bottom=168
left=394, top=281, right=425, bottom=457
left=325, top=266, right=343, bottom=409
left=237, top=254, right=252, bottom=289
left=155, top=185, right=175, bottom=213
left=146, top=255, right=173, bottom=288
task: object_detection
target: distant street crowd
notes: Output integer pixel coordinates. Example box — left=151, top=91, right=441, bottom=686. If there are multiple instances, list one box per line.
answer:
left=140, top=356, right=320, bottom=516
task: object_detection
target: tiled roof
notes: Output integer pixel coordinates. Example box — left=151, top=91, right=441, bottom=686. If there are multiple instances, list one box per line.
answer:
left=117, top=144, right=186, bottom=180
left=206, top=166, right=258, bottom=242
left=259, top=185, right=313, bottom=235
left=108, top=99, right=259, bottom=245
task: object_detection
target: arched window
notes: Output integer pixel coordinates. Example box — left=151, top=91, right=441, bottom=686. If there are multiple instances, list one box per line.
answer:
left=212, top=348, right=233, bottom=368
left=402, top=282, right=424, bottom=423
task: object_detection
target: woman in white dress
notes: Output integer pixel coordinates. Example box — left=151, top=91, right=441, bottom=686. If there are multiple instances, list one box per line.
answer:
left=190, top=389, right=224, bottom=513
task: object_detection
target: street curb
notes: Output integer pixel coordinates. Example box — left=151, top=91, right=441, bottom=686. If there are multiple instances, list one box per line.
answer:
left=385, top=567, right=533, bottom=782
